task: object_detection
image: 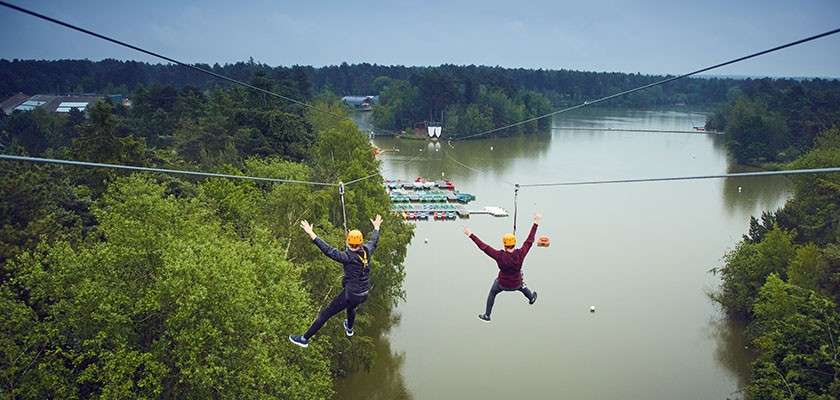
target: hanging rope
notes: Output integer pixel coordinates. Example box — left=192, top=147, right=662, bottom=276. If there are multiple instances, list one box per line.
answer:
left=513, top=184, right=520, bottom=234
left=0, top=1, right=343, bottom=119
left=338, top=182, right=349, bottom=234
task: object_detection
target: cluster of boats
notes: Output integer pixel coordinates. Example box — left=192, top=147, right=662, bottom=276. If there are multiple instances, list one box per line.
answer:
left=385, top=178, right=456, bottom=191
left=389, top=190, right=476, bottom=203
left=392, top=203, right=465, bottom=221
left=387, top=178, right=474, bottom=222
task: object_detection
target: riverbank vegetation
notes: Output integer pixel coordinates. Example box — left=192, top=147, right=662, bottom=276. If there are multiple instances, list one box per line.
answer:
left=712, top=126, right=840, bottom=398
left=0, top=74, right=413, bottom=398
left=372, top=74, right=553, bottom=138
left=705, top=78, right=840, bottom=165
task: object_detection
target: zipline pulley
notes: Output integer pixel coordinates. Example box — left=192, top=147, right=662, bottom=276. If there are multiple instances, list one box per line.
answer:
left=513, top=183, right=520, bottom=234
left=338, top=182, right=348, bottom=234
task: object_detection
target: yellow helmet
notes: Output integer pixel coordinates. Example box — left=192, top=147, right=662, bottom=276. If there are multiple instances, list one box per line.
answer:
left=502, top=233, right=516, bottom=247
left=347, top=229, right=364, bottom=246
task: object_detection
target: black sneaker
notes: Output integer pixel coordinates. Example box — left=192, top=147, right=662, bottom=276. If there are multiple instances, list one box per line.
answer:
left=343, top=319, right=354, bottom=337
left=529, top=291, right=538, bottom=305
left=478, top=314, right=491, bottom=322
left=289, top=335, right=309, bottom=348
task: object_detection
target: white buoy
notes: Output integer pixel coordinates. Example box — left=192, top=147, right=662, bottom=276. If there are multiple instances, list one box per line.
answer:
left=441, top=172, right=445, bottom=177
left=738, top=186, right=742, bottom=193
left=490, top=146, right=494, bottom=151
left=424, top=238, right=429, bottom=244
left=590, top=306, right=596, bottom=313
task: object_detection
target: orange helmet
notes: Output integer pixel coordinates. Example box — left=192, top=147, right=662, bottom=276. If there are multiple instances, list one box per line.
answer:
left=502, top=233, right=516, bottom=247
left=347, top=230, right=364, bottom=246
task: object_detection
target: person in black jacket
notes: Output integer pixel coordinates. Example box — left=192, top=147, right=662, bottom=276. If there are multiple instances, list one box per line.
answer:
left=289, top=215, right=382, bottom=348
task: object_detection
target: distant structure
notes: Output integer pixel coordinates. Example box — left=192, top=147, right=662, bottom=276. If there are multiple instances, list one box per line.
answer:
left=341, top=95, right=378, bottom=111
left=0, top=93, right=128, bottom=116
left=427, top=125, right=442, bottom=139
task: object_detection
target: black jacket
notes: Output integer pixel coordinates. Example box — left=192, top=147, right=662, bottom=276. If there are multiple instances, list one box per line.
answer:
left=313, top=229, right=379, bottom=294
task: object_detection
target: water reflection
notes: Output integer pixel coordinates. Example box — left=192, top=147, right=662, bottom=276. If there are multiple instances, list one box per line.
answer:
left=333, top=313, right=412, bottom=400
left=709, top=316, right=754, bottom=396
left=376, top=132, right=552, bottom=181
left=722, top=175, right=792, bottom=218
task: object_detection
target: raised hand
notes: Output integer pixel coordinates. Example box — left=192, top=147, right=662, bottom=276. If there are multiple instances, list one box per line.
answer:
left=463, top=227, right=473, bottom=236
left=533, top=213, right=542, bottom=224
left=371, top=214, right=383, bottom=230
left=300, top=220, right=317, bottom=239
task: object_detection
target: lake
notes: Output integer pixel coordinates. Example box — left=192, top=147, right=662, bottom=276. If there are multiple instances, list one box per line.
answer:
left=337, top=108, right=792, bottom=399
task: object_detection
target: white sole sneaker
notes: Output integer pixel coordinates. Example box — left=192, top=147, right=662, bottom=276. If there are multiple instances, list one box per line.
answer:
left=288, top=336, right=309, bottom=348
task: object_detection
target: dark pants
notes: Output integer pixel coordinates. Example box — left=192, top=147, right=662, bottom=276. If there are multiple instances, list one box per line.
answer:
left=304, top=288, right=368, bottom=339
left=485, top=279, right=534, bottom=316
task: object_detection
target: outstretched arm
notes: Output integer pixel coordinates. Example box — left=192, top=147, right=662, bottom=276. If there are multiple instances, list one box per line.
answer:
left=519, top=213, right=541, bottom=258
left=365, top=215, right=382, bottom=254
left=464, top=227, right=502, bottom=260
left=301, top=220, right=350, bottom=263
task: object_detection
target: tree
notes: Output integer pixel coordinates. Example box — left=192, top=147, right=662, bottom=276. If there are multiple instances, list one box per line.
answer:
left=1, top=176, right=335, bottom=399
left=713, top=226, right=796, bottom=320
left=749, top=274, right=840, bottom=399
left=724, top=96, right=789, bottom=164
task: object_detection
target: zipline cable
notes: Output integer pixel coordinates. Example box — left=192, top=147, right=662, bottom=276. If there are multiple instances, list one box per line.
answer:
left=0, top=154, right=338, bottom=186
left=518, top=167, right=840, bottom=187
left=453, top=27, right=840, bottom=141
left=0, top=0, right=343, bottom=119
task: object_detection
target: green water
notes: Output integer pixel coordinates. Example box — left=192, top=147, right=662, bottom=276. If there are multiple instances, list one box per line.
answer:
left=337, top=109, right=791, bottom=399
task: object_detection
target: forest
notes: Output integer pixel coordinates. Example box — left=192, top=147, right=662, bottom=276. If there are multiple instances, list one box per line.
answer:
left=705, top=78, right=840, bottom=165
left=0, top=71, right=413, bottom=398
left=1, top=59, right=738, bottom=138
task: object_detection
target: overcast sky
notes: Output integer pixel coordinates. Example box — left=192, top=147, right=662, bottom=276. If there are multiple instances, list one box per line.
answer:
left=1, top=0, right=838, bottom=77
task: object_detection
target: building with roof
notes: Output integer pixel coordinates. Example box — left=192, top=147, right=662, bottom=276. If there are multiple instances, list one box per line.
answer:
left=0, top=93, right=128, bottom=115
left=341, top=95, right=378, bottom=111
left=0, top=92, right=29, bottom=115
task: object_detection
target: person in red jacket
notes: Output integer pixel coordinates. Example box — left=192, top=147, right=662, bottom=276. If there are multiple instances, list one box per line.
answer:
left=464, top=213, right=541, bottom=322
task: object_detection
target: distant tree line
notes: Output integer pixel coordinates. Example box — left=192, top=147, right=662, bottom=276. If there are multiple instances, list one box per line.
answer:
left=0, top=72, right=413, bottom=398
left=0, top=58, right=745, bottom=138
left=705, top=78, right=840, bottom=165
left=0, top=59, right=735, bottom=109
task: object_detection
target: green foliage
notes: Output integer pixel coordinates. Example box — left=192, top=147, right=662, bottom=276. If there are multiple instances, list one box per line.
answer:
left=724, top=96, right=788, bottom=164
left=372, top=78, right=420, bottom=131
left=373, top=74, right=553, bottom=138
left=788, top=244, right=828, bottom=291
left=714, top=226, right=796, bottom=321
left=716, top=80, right=840, bottom=165
left=716, top=124, right=840, bottom=396
left=748, top=274, right=840, bottom=400
left=0, top=70, right=413, bottom=396
left=2, top=176, right=334, bottom=398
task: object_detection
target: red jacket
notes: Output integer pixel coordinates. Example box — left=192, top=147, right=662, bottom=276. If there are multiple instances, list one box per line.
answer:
left=469, top=223, right=538, bottom=288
